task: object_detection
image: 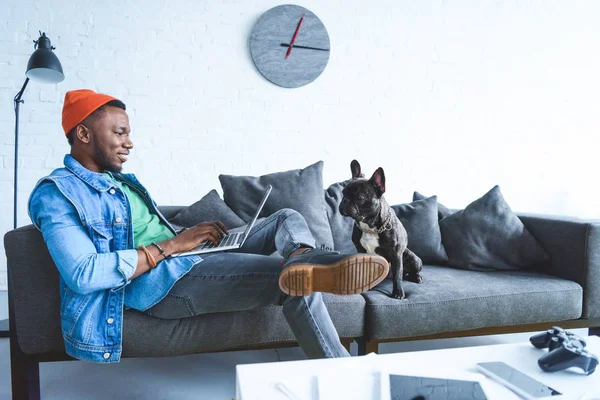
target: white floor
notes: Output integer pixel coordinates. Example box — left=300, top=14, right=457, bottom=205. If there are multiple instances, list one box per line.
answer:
left=0, top=291, right=589, bottom=400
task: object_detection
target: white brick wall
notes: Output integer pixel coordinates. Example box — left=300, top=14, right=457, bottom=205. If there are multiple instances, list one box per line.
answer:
left=1, top=0, right=600, bottom=290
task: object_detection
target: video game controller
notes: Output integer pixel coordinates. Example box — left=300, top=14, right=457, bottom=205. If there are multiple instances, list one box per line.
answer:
left=530, top=326, right=587, bottom=350
left=538, top=340, right=599, bottom=375
left=530, top=326, right=598, bottom=375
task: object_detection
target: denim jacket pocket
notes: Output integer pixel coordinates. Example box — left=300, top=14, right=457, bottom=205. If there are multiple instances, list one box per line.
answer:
left=89, top=222, right=114, bottom=253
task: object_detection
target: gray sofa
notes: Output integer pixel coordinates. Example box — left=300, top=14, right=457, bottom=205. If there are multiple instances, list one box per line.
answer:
left=5, top=205, right=600, bottom=400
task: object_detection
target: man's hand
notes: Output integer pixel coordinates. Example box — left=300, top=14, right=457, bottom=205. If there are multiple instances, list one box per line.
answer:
left=132, top=221, right=229, bottom=279
left=167, top=221, right=229, bottom=253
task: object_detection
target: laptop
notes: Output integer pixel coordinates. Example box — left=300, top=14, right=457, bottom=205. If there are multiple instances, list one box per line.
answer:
left=171, top=185, right=272, bottom=257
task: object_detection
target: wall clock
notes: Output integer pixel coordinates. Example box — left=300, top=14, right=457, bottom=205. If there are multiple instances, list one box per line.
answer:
left=249, top=4, right=330, bottom=88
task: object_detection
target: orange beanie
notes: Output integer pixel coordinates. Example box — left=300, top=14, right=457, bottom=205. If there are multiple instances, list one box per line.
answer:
left=62, top=89, right=118, bottom=135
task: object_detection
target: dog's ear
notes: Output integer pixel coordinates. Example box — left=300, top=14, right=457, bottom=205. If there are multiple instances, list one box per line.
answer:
left=350, top=160, right=364, bottom=180
left=369, top=167, right=386, bottom=196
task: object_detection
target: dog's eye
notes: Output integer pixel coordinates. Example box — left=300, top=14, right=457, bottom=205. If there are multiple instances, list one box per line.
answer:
left=357, top=195, right=366, bottom=203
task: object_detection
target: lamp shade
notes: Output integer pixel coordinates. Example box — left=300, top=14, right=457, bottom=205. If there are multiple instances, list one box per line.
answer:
left=26, top=32, right=64, bottom=84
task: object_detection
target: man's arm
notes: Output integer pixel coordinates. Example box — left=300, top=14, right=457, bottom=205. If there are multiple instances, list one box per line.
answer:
left=29, top=181, right=143, bottom=294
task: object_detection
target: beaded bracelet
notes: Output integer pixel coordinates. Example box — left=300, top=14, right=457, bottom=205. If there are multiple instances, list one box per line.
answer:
left=139, top=244, right=157, bottom=268
left=151, top=242, right=168, bottom=260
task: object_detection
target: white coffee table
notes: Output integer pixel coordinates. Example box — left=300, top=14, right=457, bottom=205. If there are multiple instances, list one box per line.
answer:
left=236, top=335, right=600, bottom=400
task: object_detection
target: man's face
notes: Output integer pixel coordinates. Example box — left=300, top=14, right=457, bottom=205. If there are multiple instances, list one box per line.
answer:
left=85, top=107, right=132, bottom=173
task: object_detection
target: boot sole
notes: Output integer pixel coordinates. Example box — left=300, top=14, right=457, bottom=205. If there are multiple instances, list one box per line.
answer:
left=279, top=254, right=389, bottom=296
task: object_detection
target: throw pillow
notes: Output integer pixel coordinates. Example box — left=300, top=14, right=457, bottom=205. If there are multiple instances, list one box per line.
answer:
left=169, top=189, right=246, bottom=229
left=439, top=185, right=550, bottom=271
left=391, top=196, right=449, bottom=264
left=324, top=180, right=357, bottom=254
left=413, top=191, right=454, bottom=220
left=218, top=161, right=335, bottom=250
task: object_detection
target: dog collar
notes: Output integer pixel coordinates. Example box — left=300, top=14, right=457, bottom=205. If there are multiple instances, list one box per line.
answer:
left=377, top=212, right=394, bottom=233
left=356, top=199, right=395, bottom=234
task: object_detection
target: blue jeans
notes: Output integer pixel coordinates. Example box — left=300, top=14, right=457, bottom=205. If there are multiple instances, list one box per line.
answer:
left=144, top=209, right=351, bottom=358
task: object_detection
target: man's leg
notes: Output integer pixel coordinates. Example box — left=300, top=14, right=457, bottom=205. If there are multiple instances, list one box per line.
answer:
left=232, top=208, right=316, bottom=259
left=144, top=252, right=350, bottom=358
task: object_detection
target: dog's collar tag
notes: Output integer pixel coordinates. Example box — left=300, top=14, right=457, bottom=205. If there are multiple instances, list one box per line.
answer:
left=377, top=217, right=393, bottom=233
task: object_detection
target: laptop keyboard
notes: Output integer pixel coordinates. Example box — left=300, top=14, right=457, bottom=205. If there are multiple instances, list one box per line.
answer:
left=201, top=232, right=241, bottom=249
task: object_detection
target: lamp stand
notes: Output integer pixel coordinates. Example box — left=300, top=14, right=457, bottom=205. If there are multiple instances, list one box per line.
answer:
left=0, top=78, right=30, bottom=338
left=14, top=78, right=29, bottom=229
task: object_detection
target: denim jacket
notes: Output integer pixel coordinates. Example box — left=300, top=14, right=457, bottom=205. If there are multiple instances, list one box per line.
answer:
left=28, top=155, right=201, bottom=363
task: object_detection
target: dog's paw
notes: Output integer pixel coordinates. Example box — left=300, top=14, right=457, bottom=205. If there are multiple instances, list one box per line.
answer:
left=404, top=273, right=424, bottom=283
left=391, top=289, right=406, bottom=300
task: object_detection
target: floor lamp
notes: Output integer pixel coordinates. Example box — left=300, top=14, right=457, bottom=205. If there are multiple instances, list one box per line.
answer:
left=0, top=32, right=65, bottom=337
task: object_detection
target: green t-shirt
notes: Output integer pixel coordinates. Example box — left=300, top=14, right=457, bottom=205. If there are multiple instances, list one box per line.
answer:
left=104, top=174, right=175, bottom=248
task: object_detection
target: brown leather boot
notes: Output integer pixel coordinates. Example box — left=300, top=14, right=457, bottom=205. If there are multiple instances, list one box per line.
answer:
left=279, top=249, right=389, bottom=296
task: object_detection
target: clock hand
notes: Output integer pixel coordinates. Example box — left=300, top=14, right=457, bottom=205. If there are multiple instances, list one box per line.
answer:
left=285, top=14, right=305, bottom=59
left=280, top=43, right=330, bottom=52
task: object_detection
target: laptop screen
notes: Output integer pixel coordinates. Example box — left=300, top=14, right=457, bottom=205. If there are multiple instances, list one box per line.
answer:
left=240, top=185, right=273, bottom=242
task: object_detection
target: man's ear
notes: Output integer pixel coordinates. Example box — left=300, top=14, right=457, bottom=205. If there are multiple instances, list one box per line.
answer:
left=351, top=159, right=364, bottom=180
left=369, top=167, right=386, bottom=196
left=76, top=125, right=91, bottom=144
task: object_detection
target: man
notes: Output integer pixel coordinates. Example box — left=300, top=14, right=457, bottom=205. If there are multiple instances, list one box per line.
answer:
left=28, top=89, right=390, bottom=363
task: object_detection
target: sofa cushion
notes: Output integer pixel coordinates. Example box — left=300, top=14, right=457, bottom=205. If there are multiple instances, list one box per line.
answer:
left=158, top=206, right=185, bottom=220
left=362, top=265, right=582, bottom=341
left=219, top=161, right=335, bottom=250
left=324, top=180, right=356, bottom=254
left=391, top=196, right=449, bottom=264
left=439, top=185, right=550, bottom=271
left=168, top=189, right=246, bottom=229
left=413, top=191, right=454, bottom=220
left=121, top=293, right=364, bottom=357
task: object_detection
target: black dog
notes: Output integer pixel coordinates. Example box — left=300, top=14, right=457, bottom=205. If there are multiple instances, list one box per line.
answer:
left=339, top=160, right=423, bottom=299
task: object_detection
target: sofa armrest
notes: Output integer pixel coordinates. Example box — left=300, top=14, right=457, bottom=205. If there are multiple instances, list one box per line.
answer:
left=4, top=225, right=64, bottom=354
left=519, top=213, right=600, bottom=319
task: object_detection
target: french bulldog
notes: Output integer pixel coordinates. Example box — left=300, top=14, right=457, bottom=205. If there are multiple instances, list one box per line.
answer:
left=339, top=160, right=423, bottom=299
